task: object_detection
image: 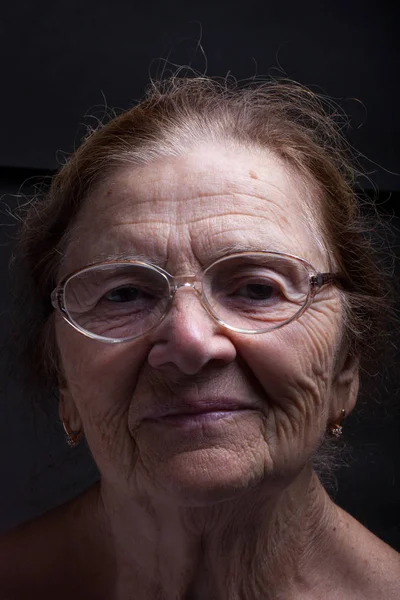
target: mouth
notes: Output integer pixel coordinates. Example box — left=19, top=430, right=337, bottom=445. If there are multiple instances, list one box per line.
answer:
left=151, top=409, right=253, bottom=426
left=143, top=399, right=257, bottom=427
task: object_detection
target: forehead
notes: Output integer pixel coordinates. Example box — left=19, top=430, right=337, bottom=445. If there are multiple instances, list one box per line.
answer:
left=63, top=144, right=325, bottom=274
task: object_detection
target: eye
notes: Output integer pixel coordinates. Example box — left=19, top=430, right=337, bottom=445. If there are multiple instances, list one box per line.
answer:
left=235, top=282, right=275, bottom=300
left=104, top=286, right=146, bottom=303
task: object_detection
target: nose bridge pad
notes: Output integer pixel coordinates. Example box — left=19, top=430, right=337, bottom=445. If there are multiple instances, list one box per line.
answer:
left=169, top=276, right=204, bottom=308
left=164, top=277, right=221, bottom=332
left=172, top=275, right=200, bottom=293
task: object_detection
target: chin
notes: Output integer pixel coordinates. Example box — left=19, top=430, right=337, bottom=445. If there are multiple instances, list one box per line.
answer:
left=144, top=447, right=264, bottom=507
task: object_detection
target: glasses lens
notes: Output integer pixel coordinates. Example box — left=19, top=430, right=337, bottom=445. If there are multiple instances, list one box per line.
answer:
left=64, top=263, right=170, bottom=340
left=203, top=254, right=310, bottom=332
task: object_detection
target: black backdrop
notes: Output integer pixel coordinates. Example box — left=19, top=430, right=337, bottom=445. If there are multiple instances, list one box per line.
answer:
left=0, top=0, right=399, bottom=550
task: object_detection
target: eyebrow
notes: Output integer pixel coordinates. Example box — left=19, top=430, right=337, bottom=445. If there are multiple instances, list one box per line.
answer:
left=92, top=242, right=284, bottom=267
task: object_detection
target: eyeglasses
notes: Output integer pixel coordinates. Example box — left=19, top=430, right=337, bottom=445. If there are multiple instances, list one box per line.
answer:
left=51, top=251, right=341, bottom=343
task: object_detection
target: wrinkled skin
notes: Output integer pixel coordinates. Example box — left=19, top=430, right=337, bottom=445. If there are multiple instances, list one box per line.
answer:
left=56, top=144, right=361, bottom=599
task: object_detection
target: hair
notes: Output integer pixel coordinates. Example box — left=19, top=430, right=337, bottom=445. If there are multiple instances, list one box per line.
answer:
left=10, top=74, right=393, bottom=402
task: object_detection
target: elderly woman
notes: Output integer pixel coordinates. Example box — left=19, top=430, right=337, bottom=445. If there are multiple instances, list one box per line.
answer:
left=1, top=76, right=399, bottom=599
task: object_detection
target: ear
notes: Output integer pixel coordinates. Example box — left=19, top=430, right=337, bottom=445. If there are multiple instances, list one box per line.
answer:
left=58, top=383, right=83, bottom=433
left=329, top=351, right=360, bottom=421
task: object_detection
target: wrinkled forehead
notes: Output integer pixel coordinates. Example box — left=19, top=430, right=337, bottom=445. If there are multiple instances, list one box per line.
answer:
left=62, top=143, right=328, bottom=274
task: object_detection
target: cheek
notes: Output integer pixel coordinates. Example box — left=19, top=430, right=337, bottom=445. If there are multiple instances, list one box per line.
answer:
left=237, top=306, right=341, bottom=440
left=56, top=320, right=150, bottom=421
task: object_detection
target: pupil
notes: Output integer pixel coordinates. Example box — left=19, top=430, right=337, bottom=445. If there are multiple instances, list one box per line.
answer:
left=246, top=284, right=273, bottom=299
left=107, top=286, right=140, bottom=302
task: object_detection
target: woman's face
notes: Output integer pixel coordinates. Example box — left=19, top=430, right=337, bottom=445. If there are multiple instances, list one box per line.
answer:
left=56, top=144, right=357, bottom=505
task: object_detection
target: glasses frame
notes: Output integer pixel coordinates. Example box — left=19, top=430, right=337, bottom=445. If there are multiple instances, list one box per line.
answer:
left=51, top=251, right=342, bottom=344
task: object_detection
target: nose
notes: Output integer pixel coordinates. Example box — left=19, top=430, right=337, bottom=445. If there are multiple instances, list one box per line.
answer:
left=147, top=287, right=237, bottom=375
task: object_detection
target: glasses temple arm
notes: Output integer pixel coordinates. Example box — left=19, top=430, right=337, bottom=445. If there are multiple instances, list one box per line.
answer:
left=50, top=287, right=67, bottom=312
left=311, top=272, right=349, bottom=290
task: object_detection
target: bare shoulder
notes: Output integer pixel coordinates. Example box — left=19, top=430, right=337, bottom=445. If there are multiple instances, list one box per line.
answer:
left=334, top=505, right=400, bottom=600
left=0, top=484, right=113, bottom=600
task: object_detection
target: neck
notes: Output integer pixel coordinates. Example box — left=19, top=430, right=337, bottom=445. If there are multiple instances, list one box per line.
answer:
left=94, top=466, right=339, bottom=600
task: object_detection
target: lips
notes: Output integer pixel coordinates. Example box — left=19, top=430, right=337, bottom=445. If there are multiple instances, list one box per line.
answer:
left=143, top=398, right=256, bottom=421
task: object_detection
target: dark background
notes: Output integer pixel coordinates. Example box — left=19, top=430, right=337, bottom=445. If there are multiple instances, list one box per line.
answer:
left=0, top=0, right=399, bottom=550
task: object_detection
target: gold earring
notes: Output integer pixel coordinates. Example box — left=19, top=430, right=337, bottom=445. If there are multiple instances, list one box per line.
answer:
left=62, top=420, right=83, bottom=448
left=328, top=409, right=346, bottom=438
